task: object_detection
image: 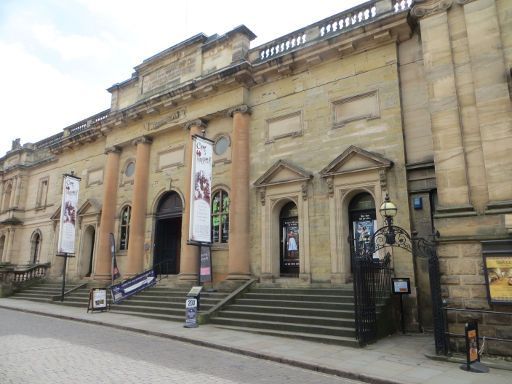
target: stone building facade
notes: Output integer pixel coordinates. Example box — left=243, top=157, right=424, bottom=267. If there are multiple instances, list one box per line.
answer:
left=1, top=0, right=511, bottom=347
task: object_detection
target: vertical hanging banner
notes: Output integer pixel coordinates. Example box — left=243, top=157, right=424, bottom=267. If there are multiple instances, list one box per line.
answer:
left=57, top=174, right=80, bottom=254
left=189, top=135, right=213, bottom=244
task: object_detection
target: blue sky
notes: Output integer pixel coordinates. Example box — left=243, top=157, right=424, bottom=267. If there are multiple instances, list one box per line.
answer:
left=0, top=0, right=365, bottom=155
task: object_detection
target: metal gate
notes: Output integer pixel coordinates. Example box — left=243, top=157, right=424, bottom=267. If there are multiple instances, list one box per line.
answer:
left=352, top=225, right=447, bottom=353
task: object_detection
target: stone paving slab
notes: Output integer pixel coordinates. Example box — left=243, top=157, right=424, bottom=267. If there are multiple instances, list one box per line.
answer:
left=0, top=298, right=510, bottom=384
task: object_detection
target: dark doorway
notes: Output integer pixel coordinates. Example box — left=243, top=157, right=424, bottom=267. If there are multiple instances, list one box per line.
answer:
left=154, top=192, right=183, bottom=275
left=349, top=193, right=377, bottom=267
left=280, top=201, right=299, bottom=277
left=86, top=227, right=95, bottom=277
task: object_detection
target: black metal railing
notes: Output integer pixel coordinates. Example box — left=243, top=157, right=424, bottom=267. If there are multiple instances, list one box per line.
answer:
left=412, top=236, right=448, bottom=355
left=444, top=307, right=512, bottom=356
left=352, top=250, right=393, bottom=345
left=153, top=259, right=177, bottom=281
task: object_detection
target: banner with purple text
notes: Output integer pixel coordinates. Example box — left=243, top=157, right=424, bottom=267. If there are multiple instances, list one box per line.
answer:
left=189, top=136, right=213, bottom=243
left=57, top=174, right=80, bottom=254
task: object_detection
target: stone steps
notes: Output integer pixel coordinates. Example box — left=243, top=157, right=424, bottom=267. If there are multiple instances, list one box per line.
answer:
left=210, top=284, right=358, bottom=346
left=8, top=280, right=229, bottom=322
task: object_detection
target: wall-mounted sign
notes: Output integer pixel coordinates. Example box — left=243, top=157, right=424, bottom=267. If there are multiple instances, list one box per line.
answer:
left=483, top=254, right=512, bottom=304
left=392, top=278, right=411, bottom=294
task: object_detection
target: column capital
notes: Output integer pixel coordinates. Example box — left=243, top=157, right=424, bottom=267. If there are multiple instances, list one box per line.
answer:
left=411, top=0, right=453, bottom=19
left=184, top=119, right=208, bottom=131
left=132, top=136, right=153, bottom=146
left=104, top=145, right=121, bottom=155
left=228, top=105, right=251, bottom=117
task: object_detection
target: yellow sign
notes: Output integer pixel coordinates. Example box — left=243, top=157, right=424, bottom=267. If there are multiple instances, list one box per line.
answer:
left=485, top=256, right=512, bottom=303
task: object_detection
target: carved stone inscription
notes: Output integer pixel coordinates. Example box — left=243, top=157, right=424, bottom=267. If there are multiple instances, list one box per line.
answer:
left=142, top=56, right=197, bottom=93
left=146, top=109, right=186, bottom=131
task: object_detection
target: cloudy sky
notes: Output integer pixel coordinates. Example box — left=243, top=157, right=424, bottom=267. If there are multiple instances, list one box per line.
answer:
left=0, top=0, right=366, bottom=156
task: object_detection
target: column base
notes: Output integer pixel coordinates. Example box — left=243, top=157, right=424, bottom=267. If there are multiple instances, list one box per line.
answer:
left=91, top=273, right=113, bottom=282
left=260, top=273, right=274, bottom=284
left=178, top=273, right=198, bottom=282
left=226, top=273, right=251, bottom=280
left=331, top=272, right=351, bottom=285
left=299, top=273, right=311, bottom=284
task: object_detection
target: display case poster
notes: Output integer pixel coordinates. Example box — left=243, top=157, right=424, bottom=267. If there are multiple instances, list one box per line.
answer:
left=57, top=174, right=80, bottom=254
left=352, top=213, right=377, bottom=257
left=484, top=255, right=512, bottom=304
left=189, top=136, right=213, bottom=243
left=283, top=218, right=299, bottom=269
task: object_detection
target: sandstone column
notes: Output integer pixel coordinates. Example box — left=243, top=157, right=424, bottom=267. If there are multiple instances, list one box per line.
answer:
left=126, top=136, right=152, bottom=276
left=179, top=119, right=207, bottom=281
left=227, top=105, right=251, bottom=279
left=93, top=146, right=121, bottom=280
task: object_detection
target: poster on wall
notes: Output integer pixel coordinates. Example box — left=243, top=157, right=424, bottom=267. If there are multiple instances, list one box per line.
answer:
left=57, top=174, right=80, bottom=254
left=189, top=135, right=213, bottom=244
left=483, top=255, right=512, bottom=304
left=352, top=212, right=377, bottom=257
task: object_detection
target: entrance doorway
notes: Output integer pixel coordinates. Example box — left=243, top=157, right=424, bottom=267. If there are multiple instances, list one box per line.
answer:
left=349, top=192, right=377, bottom=266
left=280, top=201, right=299, bottom=276
left=154, top=192, right=182, bottom=275
left=82, top=226, right=95, bottom=277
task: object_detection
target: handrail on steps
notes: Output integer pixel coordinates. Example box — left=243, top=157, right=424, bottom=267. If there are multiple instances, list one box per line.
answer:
left=198, top=278, right=257, bottom=323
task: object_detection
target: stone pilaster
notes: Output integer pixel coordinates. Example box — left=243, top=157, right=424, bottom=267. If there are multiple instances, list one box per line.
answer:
left=462, top=0, right=512, bottom=205
left=415, top=6, right=473, bottom=213
left=179, top=119, right=208, bottom=281
left=227, top=105, right=251, bottom=279
left=4, top=229, right=14, bottom=263
left=93, top=146, right=121, bottom=280
left=126, top=136, right=152, bottom=276
left=10, top=177, right=17, bottom=208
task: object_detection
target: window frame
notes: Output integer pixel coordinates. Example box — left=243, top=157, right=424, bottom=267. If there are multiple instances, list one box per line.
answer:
left=211, top=189, right=230, bottom=244
left=119, top=205, right=132, bottom=251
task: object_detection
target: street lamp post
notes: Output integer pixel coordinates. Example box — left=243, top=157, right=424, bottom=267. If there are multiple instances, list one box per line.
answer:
left=379, top=194, right=397, bottom=246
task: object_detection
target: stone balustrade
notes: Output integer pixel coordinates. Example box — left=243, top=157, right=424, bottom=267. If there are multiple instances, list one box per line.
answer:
left=250, top=0, right=412, bottom=63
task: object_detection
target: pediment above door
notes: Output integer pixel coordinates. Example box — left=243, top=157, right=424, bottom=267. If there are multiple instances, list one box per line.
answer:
left=320, top=145, right=393, bottom=177
left=254, top=159, right=313, bottom=188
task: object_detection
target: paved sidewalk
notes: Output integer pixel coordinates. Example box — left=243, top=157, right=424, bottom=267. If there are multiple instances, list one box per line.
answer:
left=0, top=298, right=510, bottom=384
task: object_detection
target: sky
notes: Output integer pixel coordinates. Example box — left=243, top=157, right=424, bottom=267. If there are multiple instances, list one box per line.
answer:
left=0, top=0, right=366, bottom=156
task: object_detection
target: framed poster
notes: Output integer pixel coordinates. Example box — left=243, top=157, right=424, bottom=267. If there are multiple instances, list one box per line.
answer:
left=483, top=255, right=512, bottom=304
left=87, top=288, right=108, bottom=312
left=392, top=278, right=411, bottom=294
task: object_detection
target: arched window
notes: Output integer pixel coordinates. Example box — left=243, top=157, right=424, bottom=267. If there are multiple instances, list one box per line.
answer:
left=119, top=205, right=131, bottom=250
left=211, top=190, right=229, bottom=243
left=30, top=231, right=42, bottom=264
